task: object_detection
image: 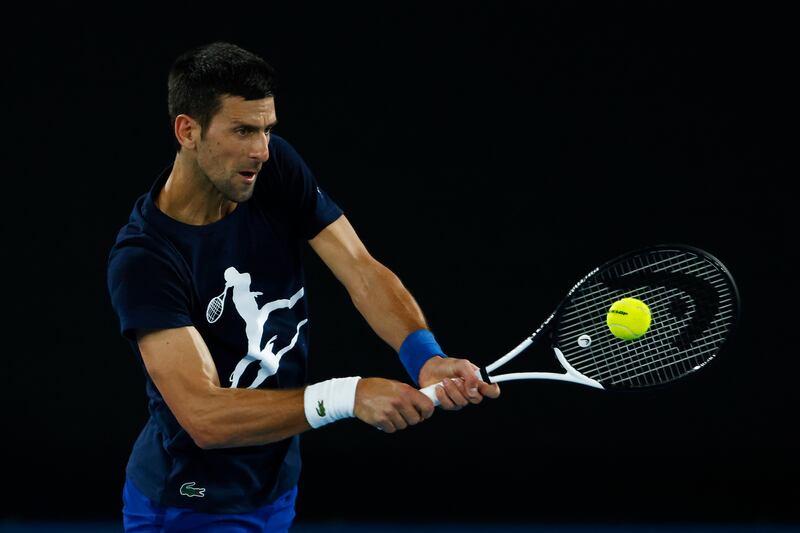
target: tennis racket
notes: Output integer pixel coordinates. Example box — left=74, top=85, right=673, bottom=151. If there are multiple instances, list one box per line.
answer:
left=420, top=244, right=740, bottom=405
left=206, top=285, right=230, bottom=324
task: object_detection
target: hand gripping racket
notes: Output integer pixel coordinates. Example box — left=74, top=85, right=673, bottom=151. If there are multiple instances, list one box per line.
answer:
left=420, top=245, right=740, bottom=404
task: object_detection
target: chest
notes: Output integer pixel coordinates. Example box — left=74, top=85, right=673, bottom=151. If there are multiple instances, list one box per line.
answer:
left=168, top=205, right=309, bottom=386
left=178, top=206, right=303, bottom=306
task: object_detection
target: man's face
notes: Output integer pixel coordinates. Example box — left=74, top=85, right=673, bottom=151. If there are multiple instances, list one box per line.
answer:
left=194, top=95, right=277, bottom=203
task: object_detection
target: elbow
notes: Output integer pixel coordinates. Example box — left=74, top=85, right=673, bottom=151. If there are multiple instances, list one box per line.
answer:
left=191, top=426, right=235, bottom=450
left=174, top=387, right=233, bottom=450
left=189, top=424, right=284, bottom=450
left=182, top=416, right=230, bottom=450
left=191, top=430, right=221, bottom=450
left=187, top=423, right=221, bottom=450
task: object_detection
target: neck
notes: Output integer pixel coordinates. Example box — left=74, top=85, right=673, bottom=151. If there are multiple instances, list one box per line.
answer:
left=156, top=153, right=237, bottom=225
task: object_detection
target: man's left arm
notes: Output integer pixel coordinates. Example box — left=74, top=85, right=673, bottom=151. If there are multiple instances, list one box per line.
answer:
left=309, top=215, right=500, bottom=410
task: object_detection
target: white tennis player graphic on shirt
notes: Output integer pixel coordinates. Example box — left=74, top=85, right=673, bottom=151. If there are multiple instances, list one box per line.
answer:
left=209, top=266, right=307, bottom=389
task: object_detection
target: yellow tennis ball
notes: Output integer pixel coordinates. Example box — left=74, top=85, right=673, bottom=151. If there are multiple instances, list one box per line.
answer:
left=607, top=297, right=651, bottom=340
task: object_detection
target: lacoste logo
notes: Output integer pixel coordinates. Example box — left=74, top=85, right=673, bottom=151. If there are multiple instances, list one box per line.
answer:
left=316, top=400, right=326, bottom=417
left=180, top=482, right=206, bottom=498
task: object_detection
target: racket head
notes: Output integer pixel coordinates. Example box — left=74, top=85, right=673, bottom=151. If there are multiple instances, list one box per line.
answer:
left=550, top=244, right=740, bottom=390
left=206, top=295, right=224, bottom=323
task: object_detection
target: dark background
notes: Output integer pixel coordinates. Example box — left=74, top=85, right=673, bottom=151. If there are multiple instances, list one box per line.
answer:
left=5, top=2, right=795, bottom=526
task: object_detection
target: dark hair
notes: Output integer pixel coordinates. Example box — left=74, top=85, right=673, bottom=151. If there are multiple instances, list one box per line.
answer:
left=167, top=42, right=276, bottom=135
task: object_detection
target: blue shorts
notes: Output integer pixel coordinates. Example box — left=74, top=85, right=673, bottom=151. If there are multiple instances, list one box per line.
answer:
left=122, top=478, right=297, bottom=532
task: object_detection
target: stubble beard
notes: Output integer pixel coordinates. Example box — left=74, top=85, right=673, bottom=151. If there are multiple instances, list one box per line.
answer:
left=213, top=174, right=255, bottom=204
left=197, top=157, right=255, bottom=204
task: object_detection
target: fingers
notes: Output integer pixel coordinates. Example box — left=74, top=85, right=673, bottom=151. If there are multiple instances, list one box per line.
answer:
left=413, top=391, right=436, bottom=420
left=374, top=421, right=396, bottom=433
left=356, top=369, right=497, bottom=434
left=434, top=382, right=456, bottom=410
left=478, top=381, right=501, bottom=399
left=451, top=362, right=483, bottom=402
left=376, top=394, right=431, bottom=433
left=446, top=359, right=502, bottom=405
left=357, top=378, right=435, bottom=434
left=435, top=377, right=475, bottom=411
left=387, top=408, right=414, bottom=432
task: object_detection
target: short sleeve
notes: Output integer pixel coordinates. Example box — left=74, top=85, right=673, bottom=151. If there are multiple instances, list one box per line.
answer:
left=107, top=241, right=193, bottom=340
left=266, top=135, right=343, bottom=240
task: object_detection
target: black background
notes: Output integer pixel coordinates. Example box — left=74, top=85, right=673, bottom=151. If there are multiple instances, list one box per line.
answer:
left=5, top=3, right=795, bottom=525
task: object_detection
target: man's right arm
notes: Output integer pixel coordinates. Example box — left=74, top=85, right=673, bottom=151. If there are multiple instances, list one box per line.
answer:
left=137, top=326, right=434, bottom=449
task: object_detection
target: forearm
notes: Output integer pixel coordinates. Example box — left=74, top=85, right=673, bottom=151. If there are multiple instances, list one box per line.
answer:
left=181, top=385, right=309, bottom=449
left=194, top=377, right=413, bottom=445
left=140, top=326, right=359, bottom=450
left=348, top=259, right=428, bottom=351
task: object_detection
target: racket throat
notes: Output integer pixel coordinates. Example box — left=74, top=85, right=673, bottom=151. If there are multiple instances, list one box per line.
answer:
left=487, top=348, right=604, bottom=390
left=552, top=347, right=603, bottom=389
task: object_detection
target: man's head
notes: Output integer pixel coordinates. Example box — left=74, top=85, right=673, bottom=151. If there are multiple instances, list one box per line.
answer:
left=168, top=42, right=276, bottom=135
left=168, top=43, right=278, bottom=203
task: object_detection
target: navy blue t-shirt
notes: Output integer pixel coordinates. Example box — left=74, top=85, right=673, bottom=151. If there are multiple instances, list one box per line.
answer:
left=107, top=134, right=343, bottom=513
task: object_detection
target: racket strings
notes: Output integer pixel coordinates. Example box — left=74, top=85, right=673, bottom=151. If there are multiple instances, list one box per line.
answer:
left=575, top=313, right=734, bottom=385
left=558, top=262, right=731, bottom=326
left=208, top=298, right=223, bottom=319
left=206, top=291, right=226, bottom=323
left=599, top=273, right=734, bottom=384
left=608, top=329, right=732, bottom=383
left=576, top=270, right=733, bottom=384
left=563, top=288, right=735, bottom=361
left=554, top=251, right=736, bottom=387
left=570, top=287, right=698, bottom=383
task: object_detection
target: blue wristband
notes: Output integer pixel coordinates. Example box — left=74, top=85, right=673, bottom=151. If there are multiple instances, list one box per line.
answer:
left=398, top=329, right=446, bottom=385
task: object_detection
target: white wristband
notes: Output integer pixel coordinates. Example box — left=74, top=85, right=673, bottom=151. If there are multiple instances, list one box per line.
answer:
left=304, top=377, right=361, bottom=429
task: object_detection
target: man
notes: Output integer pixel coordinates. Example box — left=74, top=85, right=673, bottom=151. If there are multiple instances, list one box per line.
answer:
left=107, top=42, right=499, bottom=531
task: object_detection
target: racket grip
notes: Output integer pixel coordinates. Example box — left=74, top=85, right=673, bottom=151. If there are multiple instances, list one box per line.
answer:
left=419, top=383, right=442, bottom=406
left=418, top=368, right=484, bottom=408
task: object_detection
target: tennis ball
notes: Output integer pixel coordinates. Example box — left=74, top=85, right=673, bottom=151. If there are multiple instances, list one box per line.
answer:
left=607, top=297, right=651, bottom=340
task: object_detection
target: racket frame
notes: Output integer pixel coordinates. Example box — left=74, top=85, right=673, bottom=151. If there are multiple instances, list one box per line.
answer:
left=206, top=285, right=230, bottom=324
left=419, top=244, right=740, bottom=404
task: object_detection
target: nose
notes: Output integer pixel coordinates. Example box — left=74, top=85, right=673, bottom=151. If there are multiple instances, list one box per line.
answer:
left=250, top=132, right=270, bottom=163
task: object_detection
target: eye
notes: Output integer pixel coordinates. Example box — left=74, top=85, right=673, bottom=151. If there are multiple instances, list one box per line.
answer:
left=235, top=128, right=248, bottom=137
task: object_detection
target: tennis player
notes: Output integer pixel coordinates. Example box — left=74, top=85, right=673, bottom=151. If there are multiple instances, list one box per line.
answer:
left=107, top=42, right=499, bottom=532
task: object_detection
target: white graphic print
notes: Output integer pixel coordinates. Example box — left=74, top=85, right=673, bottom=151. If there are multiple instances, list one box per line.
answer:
left=209, top=267, right=307, bottom=389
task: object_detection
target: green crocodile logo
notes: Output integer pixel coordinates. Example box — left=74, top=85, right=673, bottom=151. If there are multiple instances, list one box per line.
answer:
left=316, top=400, right=326, bottom=417
left=180, top=482, right=206, bottom=498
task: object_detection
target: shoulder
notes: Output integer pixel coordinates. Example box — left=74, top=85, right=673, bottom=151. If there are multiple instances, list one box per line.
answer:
left=256, top=134, right=311, bottom=200
left=107, top=218, right=184, bottom=283
left=267, top=134, right=310, bottom=175
left=269, top=133, right=295, bottom=157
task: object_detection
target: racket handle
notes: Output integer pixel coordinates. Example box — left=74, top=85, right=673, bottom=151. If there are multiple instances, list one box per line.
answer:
left=418, top=368, right=484, bottom=408
left=419, top=383, right=441, bottom=406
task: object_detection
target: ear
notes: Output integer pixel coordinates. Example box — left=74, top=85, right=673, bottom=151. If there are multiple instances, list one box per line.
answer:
left=174, top=114, right=201, bottom=150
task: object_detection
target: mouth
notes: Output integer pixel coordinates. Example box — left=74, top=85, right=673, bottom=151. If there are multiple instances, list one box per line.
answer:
left=238, top=170, right=257, bottom=183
